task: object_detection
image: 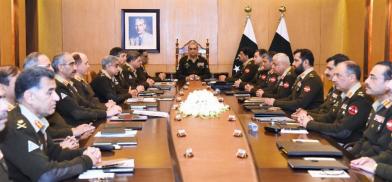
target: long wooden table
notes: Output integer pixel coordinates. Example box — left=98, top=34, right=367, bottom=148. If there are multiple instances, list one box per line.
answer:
left=79, top=80, right=380, bottom=181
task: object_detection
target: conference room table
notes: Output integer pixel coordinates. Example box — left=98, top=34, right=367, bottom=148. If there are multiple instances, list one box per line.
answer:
left=80, top=80, right=380, bottom=182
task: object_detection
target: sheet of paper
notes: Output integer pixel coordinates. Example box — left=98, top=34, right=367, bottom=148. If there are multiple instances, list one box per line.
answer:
left=255, top=117, right=295, bottom=122
left=280, top=129, right=308, bottom=134
left=292, top=139, right=319, bottom=143
left=132, top=110, right=169, bottom=118
left=78, top=170, right=115, bottom=179
left=308, top=170, right=350, bottom=178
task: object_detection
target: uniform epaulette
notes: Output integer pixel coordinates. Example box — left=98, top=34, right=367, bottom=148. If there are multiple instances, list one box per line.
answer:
left=357, top=91, right=365, bottom=97
left=16, top=119, right=27, bottom=129
left=383, top=99, right=392, bottom=109
left=308, top=73, right=315, bottom=78
left=7, top=103, right=15, bottom=112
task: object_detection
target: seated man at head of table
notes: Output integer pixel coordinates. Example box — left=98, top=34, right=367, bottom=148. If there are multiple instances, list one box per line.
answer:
left=292, top=53, right=350, bottom=122
left=297, top=61, right=372, bottom=145
left=350, top=61, right=392, bottom=180
left=91, top=55, right=139, bottom=105
left=23, top=53, right=96, bottom=146
left=0, top=67, right=101, bottom=181
left=52, top=52, right=121, bottom=126
left=243, top=49, right=279, bottom=94
left=255, top=53, right=296, bottom=99
left=262, top=49, right=324, bottom=113
left=176, top=41, right=211, bottom=81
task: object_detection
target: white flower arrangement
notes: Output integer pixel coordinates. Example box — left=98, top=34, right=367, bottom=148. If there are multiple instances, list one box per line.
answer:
left=178, top=89, right=229, bottom=118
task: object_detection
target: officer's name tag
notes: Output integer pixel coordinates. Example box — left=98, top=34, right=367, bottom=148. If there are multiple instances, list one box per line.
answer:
left=374, top=115, right=385, bottom=124
left=197, top=62, right=204, bottom=67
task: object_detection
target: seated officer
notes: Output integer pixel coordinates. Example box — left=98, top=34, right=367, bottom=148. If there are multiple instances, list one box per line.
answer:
left=23, top=54, right=96, bottom=142
left=350, top=61, right=392, bottom=159
left=72, top=52, right=116, bottom=109
left=138, top=49, right=166, bottom=81
left=256, top=53, right=296, bottom=99
left=52, top=52, right=121, bottom=126
left=237, top=48, right=264, bottom=90
left=109, top=47, right=135, bottom=89
left=1, top=67, right=101, bottom=181
left=0, top=73, right=11, bottom=182
left=244, top=50, right=278, bottom=93
left=298, top=61, right=372, bottom=144
left=91, top=55, right=138, bottom=104
left=176, top=41, right=211, bottom=80
left=350, top=64, right=392, bottom=180
left=292, top=53, right=349, bottom=121
left=263, top=49, right=324, bottom=112
left=121, top=51, right=147, bottom=91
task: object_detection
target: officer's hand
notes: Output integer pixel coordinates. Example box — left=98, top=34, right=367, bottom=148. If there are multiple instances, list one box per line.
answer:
left=136, top=85, right=145, bottom=92
left=158, top=72, right=166, bottom=80
left=244, top=84, right=254, bottom=92
left=105, top=100, right=116, bottom=109
left=147, top=78, right=155, bottom=86
left=350, top=157, right=377, bottom=174
left=233, top=79, right=241, bottom=88
left=106, top=107, right=121, bottom=117
left=129, top=89, right=138, bottom=97
left=291, top=109, right=307, bottom=119
left=256, top=89, right=264, bottom=97
left=218, top=75, right=226, bottom=81
left=83, top=147, right=102, bottom=165
left=72, top=124, right=93, bottom=137
left=263, top=98, right=275, bottom=105
left=60, top=136, right=79, bottom=150
left=297, top=115, right=312, bottom=127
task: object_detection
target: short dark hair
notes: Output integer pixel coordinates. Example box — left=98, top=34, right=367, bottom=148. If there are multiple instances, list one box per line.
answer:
left=73, top=53, right=83, bottom=65
left=240, top=47, right=256, bottom=58
left=326, top=53, right=350, bottom=66
left=256, top=49, right=272, bottom=62
left=15, top=67, right=55, bottom=101
left=293, top=49, right=314, bottom=66
left=126, top=51, right=140, bottom=63
left=109, top=47, right=126, bottom=56
left=0, top=66, right=19, bottom=86
left=344, top=61, right=361, bottom=81
left=375, top=61, right=392, bottom=80
left=138, top=49, right=147, bottom=55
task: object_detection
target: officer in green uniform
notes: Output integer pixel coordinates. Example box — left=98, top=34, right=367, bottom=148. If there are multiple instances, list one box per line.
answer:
left=256, top=53, right=297, bottom=99
left=263, top=49, right=324, bottom=113
left=350, top=61, right=392, bottom=181
left=176, top=42, right=211, bottom=81
left=292, top=53, right=350, bottom=121
left=298, top=61, right=372, bottom=144
left=1, top=67, right=101, bottom=181
left=91, top=55, right=138, bottom=104
left=240, top=49, right=268, bottom=90
left=52, top=53, right=121, bottom=126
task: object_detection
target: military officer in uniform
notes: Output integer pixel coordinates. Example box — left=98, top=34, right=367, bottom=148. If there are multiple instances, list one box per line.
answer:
left=232, top=48, right=259, bottom=88
left=52, top=52, right=121, bottom=126
left=120, top=51, right=147, bottom=91
left=350, top=61, right=392, bottom=181
left=91, top=55, right=138, bottom=104
left=263, top=49, right=324, bottom=113
left=176, top=41, right=211, bottom=81
left=292, top=53, right=350, bottom=121
left=1, top=67, right=101, bottom=181
left=0, top=69, right=11, bottom=182
left=298, top=61, right=372, bottom=144
left=244, top=50, right=278, bottom=93
left=256, top=53, right=296, bottom=99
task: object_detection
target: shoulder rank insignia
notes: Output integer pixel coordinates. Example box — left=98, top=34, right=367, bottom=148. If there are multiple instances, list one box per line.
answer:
left=309, top=73, right=315, bottom=78
left=7, top=103, right=15, bottom=111
left=16, top=120, right=27, bottom=129
left=357, top=91, right=365, bottom=97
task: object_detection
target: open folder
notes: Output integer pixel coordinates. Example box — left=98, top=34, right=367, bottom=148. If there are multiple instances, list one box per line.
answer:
left=276, top=141, right=343, bottom=157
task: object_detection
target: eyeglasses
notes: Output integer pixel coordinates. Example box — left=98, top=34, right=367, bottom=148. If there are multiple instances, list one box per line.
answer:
left=62, top=61, right=75, bottom=66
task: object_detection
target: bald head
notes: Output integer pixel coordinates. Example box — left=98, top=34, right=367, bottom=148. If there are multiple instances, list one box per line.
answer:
left=272, top=53, right=291, bottom=75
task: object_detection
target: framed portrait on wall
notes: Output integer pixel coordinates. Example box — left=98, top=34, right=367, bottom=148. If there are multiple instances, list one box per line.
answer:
left=122, top=9, right=160, bottom=52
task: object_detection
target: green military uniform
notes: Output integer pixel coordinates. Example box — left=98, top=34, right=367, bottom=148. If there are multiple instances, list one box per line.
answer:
left=55, top=75, right=107, bottom=126
left=72, top=75, right=106, bottom=109
left=306, top=84, right=372, bottom=144
left=375, top=163, right=392, bottom=181
left=351, top=99, right=392, bottom=159
left=1, top=105, right=92, bottom=181
left=176, top=55, right=211, bottom=80
left=0, top=151, right=10, bottom=182
left=308, top=87, right=342, bottom=123
left=273, top=68, right=324, bottom=112
left=90, top=70, right=132, bottom=105
left=250, top=70, right=279, bottom=95
left=263, top=67, right=297, bottom=99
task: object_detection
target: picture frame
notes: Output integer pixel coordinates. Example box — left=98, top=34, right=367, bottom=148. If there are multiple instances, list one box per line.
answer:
left=121, top=9, right=160, bottom=52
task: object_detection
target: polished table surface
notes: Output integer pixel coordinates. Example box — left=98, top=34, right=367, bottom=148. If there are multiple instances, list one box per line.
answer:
left=79, top=80, right=380, bottom=181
